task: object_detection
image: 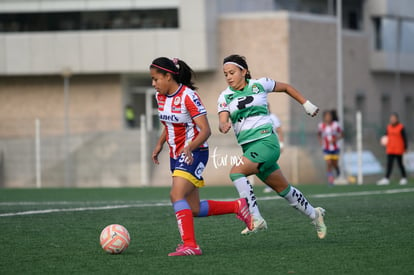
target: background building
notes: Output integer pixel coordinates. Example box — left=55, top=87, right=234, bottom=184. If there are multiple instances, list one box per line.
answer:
left=0, top=0, right=413, bottom=187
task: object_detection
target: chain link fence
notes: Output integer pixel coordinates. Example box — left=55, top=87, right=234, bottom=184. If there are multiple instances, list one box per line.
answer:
left=0, top=116, right=411, bottom=188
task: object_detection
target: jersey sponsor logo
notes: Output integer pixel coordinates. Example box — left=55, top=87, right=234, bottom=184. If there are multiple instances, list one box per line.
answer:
left=237, top=96, right=254, bottom=109
left=219, top=102, right=227, bottom=108
left=171, top=106, right=181, bottom=113
left=191, top=94, right=202, bottom=107
left=252, top=85, right=259, bottom=94
left=159, top=114, right=179, bottom=122
left=174, top=96, right=181, bottom=105
left=171, top=96, right=182, bottom=113
left=226, top=94, right=235, bottom=101
left=190, top=93, right=205, bottom=113
left=194, top=162, right=205, bottom=179
left=157, top=98, right=165, bottom=111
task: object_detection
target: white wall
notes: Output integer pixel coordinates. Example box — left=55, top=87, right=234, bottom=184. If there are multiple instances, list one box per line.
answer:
left=0, top=30, right=182, bottom=74
left=0, top=0, right=179, bottom=12
left=0, top=0, right=217, bottom=75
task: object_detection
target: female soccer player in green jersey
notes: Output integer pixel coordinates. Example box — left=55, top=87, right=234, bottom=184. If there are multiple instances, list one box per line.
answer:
left=217, top=54, right=327, bottom=238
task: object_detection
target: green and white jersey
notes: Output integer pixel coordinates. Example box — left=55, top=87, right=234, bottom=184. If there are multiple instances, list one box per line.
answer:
left=217, top=78, right=276, bottom=145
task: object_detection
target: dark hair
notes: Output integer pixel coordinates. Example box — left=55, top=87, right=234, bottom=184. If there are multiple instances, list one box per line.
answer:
left=223, top=54, right=252, bottom=80
left=390, top=112, right=399, bottom=121
left=150, top=57, right=197, bottom=90
left=331, top=109, right=339, bottom=122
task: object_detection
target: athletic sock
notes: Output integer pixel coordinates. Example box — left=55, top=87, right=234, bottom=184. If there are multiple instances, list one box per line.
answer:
left=327, top=171, right=335, bottom=184
left=198, top=200, right=237, bottom=217
left=230, top=173, right=263, bottom=220
left=173, top=200, right=197, bottom=248
left=278, top=185, right=316, bottom=220
left=335, top=167, right=341, bottom=177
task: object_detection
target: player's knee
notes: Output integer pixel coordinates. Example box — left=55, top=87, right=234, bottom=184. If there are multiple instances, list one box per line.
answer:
left=191, top=209, right=200, bottom=217
left=169, top=191, right=183, bottom=203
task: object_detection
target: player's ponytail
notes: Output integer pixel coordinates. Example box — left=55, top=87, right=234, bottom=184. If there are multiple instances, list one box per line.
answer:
left=223, top=54, right=252, bottom=80
left=175, top=59, right=197, bottom=90
left=150, top=57, right=197, bottom=90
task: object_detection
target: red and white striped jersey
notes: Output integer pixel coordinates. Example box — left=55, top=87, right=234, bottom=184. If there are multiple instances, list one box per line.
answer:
left=156, top=85, right=208, bottom=159
left=318, top=121, right=342, bottom=151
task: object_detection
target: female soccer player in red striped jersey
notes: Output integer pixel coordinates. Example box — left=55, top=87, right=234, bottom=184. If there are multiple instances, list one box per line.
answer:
left=150, top=57, right=253, bottom=256
left=318, top=110, right=343, bottom=185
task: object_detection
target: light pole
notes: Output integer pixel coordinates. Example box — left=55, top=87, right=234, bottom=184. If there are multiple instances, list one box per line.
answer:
left=336, top=0, right=343, bottom=133
left=62, top=67, right=72, bottom=187
left=336, top=0, right=347, bottom=184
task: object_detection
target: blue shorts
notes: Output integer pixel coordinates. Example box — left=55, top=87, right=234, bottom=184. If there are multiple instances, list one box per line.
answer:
left=323, top=149, right=340, bottom=160
left=170, top=148, right=208, bottom=188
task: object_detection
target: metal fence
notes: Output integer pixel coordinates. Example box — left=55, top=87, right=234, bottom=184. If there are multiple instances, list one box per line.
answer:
left=0, top=117, right=160, bottom=188
left=0, top=116, right=410, bottom=188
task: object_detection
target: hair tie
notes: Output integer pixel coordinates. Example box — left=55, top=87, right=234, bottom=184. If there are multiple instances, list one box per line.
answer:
left=172, top=58, right=179, bottom=66
left=223, top=61, right=245, bottom=70
left=151, top=63, right=178, bottom=75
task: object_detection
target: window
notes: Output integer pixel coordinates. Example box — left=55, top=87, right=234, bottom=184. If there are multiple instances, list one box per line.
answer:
left=0, top=9, right=178, bottom=32
left=373, top=17, right=414, bottom=53
left=347, top=10, right=359, bottom=30
left=271, top=0, right=363, bottom=30
left=401, top=20, right=414, bottom=54
left=373, top=17, right=398, bottom=52
left=342, top=0, right=363, bottom=30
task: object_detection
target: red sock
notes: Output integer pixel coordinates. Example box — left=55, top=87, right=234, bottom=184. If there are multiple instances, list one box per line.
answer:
left=175, top=209, right=197, bottom=248
left=207, top=200, right=238, bottom=216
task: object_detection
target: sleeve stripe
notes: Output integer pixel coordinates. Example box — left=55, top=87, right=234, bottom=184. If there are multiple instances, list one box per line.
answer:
left=192, top=113, right=207, bottom=119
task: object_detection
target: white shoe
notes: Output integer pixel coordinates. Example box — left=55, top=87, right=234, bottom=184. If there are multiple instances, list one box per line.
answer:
left=399, top=178, right=408, bottom=185
left=241, top=218, right=268, bottom=235
left=312, top=207, right=327, bottom=239
left=263, top=187, right=273, bottom=193
left=377, top=178, right=390, bottom=186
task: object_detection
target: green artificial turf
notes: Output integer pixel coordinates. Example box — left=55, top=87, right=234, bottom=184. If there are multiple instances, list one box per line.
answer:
left=1, top=183, right=413, bottom=274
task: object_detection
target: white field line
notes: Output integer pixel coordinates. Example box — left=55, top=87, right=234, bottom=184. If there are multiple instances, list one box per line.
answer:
left=1, top=187, right=413, bottom=218
left=0, top=202, right=171, bottom=217
left=0, top=200, right=170, bottom=206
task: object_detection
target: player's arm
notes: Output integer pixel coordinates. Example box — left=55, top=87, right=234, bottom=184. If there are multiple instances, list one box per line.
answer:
left=181, top=114, right=211, bottom=164
left=152, top=127, right=166, bottom=165
left=188, top=115, right=211, bottom=151
left=317, top=130, right=323, bottom=145
left=401, top=127, right=408, bottom=152
left=335, top=124, right=345, bottom=141
left=219, top=111, right=232, bottom=134
left=273, top=82, right=319, bottom=117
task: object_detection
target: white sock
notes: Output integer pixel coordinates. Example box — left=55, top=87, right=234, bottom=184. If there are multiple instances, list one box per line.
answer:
left=280, top=185, right=316, bottom=220
left=233, top=176, right=263, bottom=220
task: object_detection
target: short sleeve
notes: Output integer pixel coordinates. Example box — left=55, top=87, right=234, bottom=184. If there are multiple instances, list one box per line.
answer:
left=257, top=77, right=276, bottom=93
left=334, top=122, right=342, bottom=133
left=270, top=114, right=281, bottom=129
left=155, top=92, right=164, bottom=109
left=318, top=123, right=323, bottom=134
left=185, top=91, right=207, bottom=119
left=217, top=92, right=229, bottom=113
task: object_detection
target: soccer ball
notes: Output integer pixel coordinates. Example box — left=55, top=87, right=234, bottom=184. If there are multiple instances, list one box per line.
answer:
left=380, top=135, right=388, bottom=146
left=100, top=224, right=130, bottom=254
